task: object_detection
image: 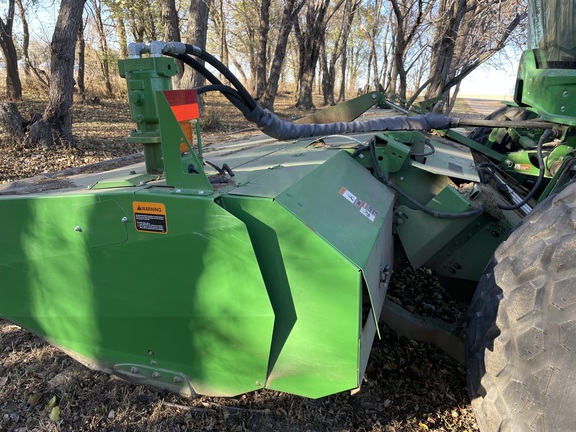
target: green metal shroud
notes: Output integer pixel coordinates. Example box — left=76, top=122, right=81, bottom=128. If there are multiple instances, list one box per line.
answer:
left=0, top=86, right=395, bottom=398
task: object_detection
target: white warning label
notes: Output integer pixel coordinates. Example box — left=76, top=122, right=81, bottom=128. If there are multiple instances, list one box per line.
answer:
left=339, top=187, right=378, bottom=222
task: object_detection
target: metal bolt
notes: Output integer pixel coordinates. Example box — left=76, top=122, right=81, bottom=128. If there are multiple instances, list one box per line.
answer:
left=130, top=367, right=138, bottom=374
left=561, top=106, right=566, bottom=112
left=151, top=372, right=161, bottom=379
left=121, top=217, right=128, bottom=223
left=255, top=381, right=263, bottom=387
left=74, top=226, right=82, bottom=232
left=148, top=350, right=155, bottom=356
left=173, top=376, right=182, bottom=383
left=564, top=90, right=569, bottom=97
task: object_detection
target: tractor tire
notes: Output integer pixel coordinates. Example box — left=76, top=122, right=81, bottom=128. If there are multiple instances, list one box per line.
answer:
left=467, top=105, right=535, bottom=154
left=466, top=180, right=576, bottom=432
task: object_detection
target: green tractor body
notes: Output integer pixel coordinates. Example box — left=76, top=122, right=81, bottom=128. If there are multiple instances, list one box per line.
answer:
left=2, top=1, right=576, bottom=429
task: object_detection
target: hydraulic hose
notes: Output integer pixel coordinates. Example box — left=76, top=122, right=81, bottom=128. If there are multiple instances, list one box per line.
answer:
left=164, top=52, right=253, bottom=115
left=182, top=44, right=258, bottom=110
left=369, top=140, right=484, bottom=219
left=245, top=107, right=458, bottom=140
left=497, top=128, right=554, bottom=211
left=170, top=43, right=459, bottom=140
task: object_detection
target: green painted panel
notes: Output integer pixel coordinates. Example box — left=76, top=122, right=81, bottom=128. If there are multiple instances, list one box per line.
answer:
left=222, top=196, right=362, bottom=398
left=276, top=151, right=394, bottom=270
left=0, top=189, right=274, bottom=397
left=221, top=151, right=394, bottom=398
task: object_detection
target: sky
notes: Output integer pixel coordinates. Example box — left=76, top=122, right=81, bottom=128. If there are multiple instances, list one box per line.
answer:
left=459, top=66, right=518, bottom=99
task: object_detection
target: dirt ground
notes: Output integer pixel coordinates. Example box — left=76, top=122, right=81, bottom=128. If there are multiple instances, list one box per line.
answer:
left=0, top=92, right=501, bottom=431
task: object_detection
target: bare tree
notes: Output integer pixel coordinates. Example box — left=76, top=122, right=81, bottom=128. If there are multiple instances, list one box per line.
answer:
left=77, top=16, right=86, bottom=102
left=29, top=0, right=86, bottom=147
left=211, top=0, right=230, bottom=69
left=15, top=0, right=30, bottom=76
left=0, top=0, right=22, bottom=100
left=423, top=0, right=526, bottom=110
left=387, top=0, right=431, bottom=103
left=294, top=0, right=345, bottom=110
left=181, top=0, right=212, bottom=107
left=255, top=0, right=271, bottom=98
left=87, top=0, right=113, bottom=96
left=259, top=0, right=305, bottom=110
left=105, top=0, right=129, bottom=58
left=321, top=0, right=361, bottom=105
left=160, top=0, right=184, bottom=84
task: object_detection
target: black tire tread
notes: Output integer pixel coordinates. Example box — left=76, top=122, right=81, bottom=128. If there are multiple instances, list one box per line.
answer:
left=466, top=181, right=576, bottom=432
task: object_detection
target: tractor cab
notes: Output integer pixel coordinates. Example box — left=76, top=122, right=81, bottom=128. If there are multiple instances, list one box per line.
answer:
left=515, top=0, right=576, bottom=123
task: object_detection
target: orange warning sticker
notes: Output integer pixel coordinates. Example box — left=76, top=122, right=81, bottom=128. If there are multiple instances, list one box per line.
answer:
left=133, top=201, right=167, bottom=234
left=514, top=163, right=532, bottom=171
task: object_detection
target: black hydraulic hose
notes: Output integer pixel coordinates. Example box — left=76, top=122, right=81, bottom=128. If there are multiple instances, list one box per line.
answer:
left=166, top=45, right=460, bottom=141
left=170, top=53, right=222, bottom=86
left=166, top=53, right=253, bottom=115
left=476, top=162, right=497, bottom=184
left=369, top=140, right=484, bottom=219
left=183, top=44, right=258, bottom=110
left=195, top=84, right=252, bottom=116
left=245, top=106, right=458, bottom=140
left=409, top=139, right=436, bottom=157
left=204, top=160, right=234, bottom=177
left=497, top=128, right=554, bottom=211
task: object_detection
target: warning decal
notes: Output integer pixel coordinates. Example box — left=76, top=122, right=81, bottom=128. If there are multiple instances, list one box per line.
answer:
left=339, top=187, right=378, bottom=222
left=133, top=201, right=168, bottom=234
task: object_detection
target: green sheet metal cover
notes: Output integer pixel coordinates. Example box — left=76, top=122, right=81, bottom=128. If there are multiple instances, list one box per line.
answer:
left=0, top=189, right=275, bottom=397
left=276, top=151, right=394, bottom=277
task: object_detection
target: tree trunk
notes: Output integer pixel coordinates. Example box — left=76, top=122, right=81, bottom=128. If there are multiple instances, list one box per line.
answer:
left=425, top=0, right=467, bottom=101
left=0, top=0, right=22, bottom=101
left=89, top=0, right=112, bottom=96
left=77, top=18, right=86, bottom=102
left=0, top=102, right=25, bottom=142
left=182, top=0, right=211, bottom=108
left=160, top=0, right=184, bottom=84
left=337, top=0, right=360, bottom=102
left=322, top=0, right=358, bottom=105
left=29, top=0, right=86, bottom=148
left=255, top=0, right=271, bottom=99
left=320, top=41, right=333, bottom=106
left=15, top=0, right=30, bottom=76
left=337, top=46, right=347, bottom=102
left=295, top=0, right=332, bottom=110
left=114, top=12, right=129, bottom=59
left=259, top=0, right=304, bottom=110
